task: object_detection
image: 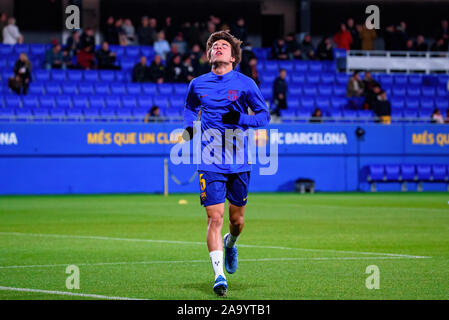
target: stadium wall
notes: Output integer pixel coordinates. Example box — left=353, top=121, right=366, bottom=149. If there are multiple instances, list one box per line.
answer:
left=0, top=123, right=448, bottom=195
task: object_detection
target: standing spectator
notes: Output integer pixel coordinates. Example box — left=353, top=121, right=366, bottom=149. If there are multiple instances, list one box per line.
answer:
left=347, top=18, right=360, bottom=50
left=300, top=34, right=315, bottom=60
left=365, top=84, right=382, bottom=110
left=309, top=108, right=323, bottom=123
left=103, top=16, right=117, bottom=44
left=114, top=19, right=127, bottom=46
left=431, top=109, right=445, bottom=124
left=272, top=69, right=288, bottom=116
left=396, top=21, right=408, bottom=50
left=182, top=54, right=195, bottom=83
left=165, top=54, right=185, bottom=83
left=230, top=17, right=247, bottom=42
left=3, top=17, right=23, bottom=44
left=271, top=38, right=288, bottom=60
left=66, top=30, right=82, bottom=57
left=316, top=37, right=334, bottom=60
left=347, top=71, right=364, bottom=97
left=95, top=41, right=120, bottom=70
left=431, top=38, right=447, bottom=52
left=80, top=27, right=95, bottom=53
left=185, top=21, right=201, bottom=48
left=383, top=25, right=395, bottom=51
left=285, top=33, right=302, bottom=60
left=9, top=53, right=31, bottom=95
left=240, top=56, right=260, bottom=86
left=154, top=31, right=171, bottom=61
left=137, top=16, right=155, bottom=45
left=363, top=71, right=380, bottom=96
left=149, top=18, right=158, bottom=43
left=415, top=35, right=428, bottom=51
left=133, top=56, right=150, bottom=83
left=435, top=19, right=448, bottom=51
left=122, top=19, right=136, bottom=45
left=164, top=16, right=176, bottom=43
left=360, top=25, right=377, bottom=50
left=334, top=23, right=353, bottom=51
left=0, top=12, right=7, bottom=43
left=45, top=44, right=64, bottom=69
left=148, top=55, right=165, bottom=83
left=373, top=90, right=391, bottom=124
left=172, top=32, right=188, bottom=55
left=201, top=21, right=216, bottom=46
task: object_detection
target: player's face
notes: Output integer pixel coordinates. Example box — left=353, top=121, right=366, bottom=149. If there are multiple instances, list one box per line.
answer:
left=210, top=39, right=235, bottom=65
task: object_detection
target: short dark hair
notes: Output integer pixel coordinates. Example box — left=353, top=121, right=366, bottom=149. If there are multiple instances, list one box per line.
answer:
left=206, top=30, right=242, bottom=68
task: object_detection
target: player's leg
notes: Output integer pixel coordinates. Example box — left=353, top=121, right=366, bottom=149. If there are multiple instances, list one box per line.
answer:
left=227, top=203, right=245, bottom=247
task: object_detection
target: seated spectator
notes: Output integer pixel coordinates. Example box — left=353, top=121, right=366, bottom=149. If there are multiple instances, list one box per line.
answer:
left=405, top=39, right=415, bottom=51
left=300, top=34, right=315, bottom=60
left=166, top=43, right=180, bottom=65
left=144, top=106, right=163, bottom=123
left=3, top=17, right=23, bottom=44
left=62, top=48, right=75, bottom=69
left=77, top=46, right=96, bottom=70
left=334, top=23, right=353, bottom=51
left=372, top=90, right=391, bottom=124
left=133, top=56, right=150, bottom=83
left=195, top=51, right=210, bottom=76
left=230, top=17, right=247, bottom=42
left=316, top=37, right=334, bottom=60
left=286, top=33, right=302, bottom=60
left=188, top=43, right=202, bottom=64
left=309, top=108, right=323, bottom=123
left=172, top=32, right=188, bottom=55
left=137, top=16, right=155, bottom=45
left=431, top=108, right=444, bottom=124
left=45, top=44, right=64, bottom=70
left=271, top=38, right=288, bottom=60
left=182, top=54, right=195, bottom=83
left=415, top=35, right=428, bottom=51
left=165, top=54, right=185, bottom=83
left=149, top=55, right=165, bottom=83
left=95, top=41, right=120, bottom=70
left=347, top=71, right=364, bottom=97
left=431, top=38, right=447, bottom=53
left=154, top=31, right=171, bottom=61
left=271, top=69, right=288, bottom=116
left=435, top=19, right=449, bottom=51
left=9, top=53, right=31, bottom=95
left=360, top=24, right=376, bottom=50
left=365, top=84, right=382, bottom=110
left=122, top=19, right=136, bottom=45
left=363, top=71, right=380, bottom=94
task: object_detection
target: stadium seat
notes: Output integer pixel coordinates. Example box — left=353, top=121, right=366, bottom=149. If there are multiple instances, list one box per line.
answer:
left=408, top=75, right=422, bottom=85
left=153, top=96, right=170, bottom=109
left=342, top=110, right=357, bottom=122
left=400, top=164, right=416, bottom=181
left=45, top=82, right=61, bottom=95
left=141, top=83, right=157, bottom=95
left=158, top=84, right=173, bottom=95
left=405, top=97, right=419, bottom=109
left=13, top=44, right=29, bottom=54
left=62, top=83, right=77, bottom=95
left=290, top=73, right=306, bottom=84
left=99, top=71, right=115, bottom=82
left=49, top=108, right=66, bottom=122
left=435, top=97, right=449, bottom=109
left=125, top=83, right=141, bottom=95
left=392, top=85, right=406, bottom=96
left=421, top=87, right=435, bottom=97
left=110, top=83, right=126, bottom=95
left=30, top=44, right=46, bottom=56
left=140, top=46, right=154, bottom=57
left=78, top=83, right=94, bottom=95
left=105, top=96, right=121, bottom=109
left=67, top=70, right=83, bottom=82
left=303, top=84, right=317, bottom=96
left=73, top=95, right=89, bottom=109
left=15, top=108, right=32, bottom=121
left=94, top=83, right=110, bottom=95
left=100, top=108, right=116, bottom=121
left=260, top=84, right=272, bottom=99
left=431, top=164, right=447, bottom=181
left=35, top=70, right=51, bottom=81
left=51, top=69, right=66, bottom=81
left=116, top=108, right=133, bottom=121
left=335, top=73, right=350, bottom=85
left=385, top=164, right=400, bottom=181
left=436, top=86, right=448, bottom=97
left=5, top=95, right=21, bottom=109
left=169, top=96, right=184, bottom=108
left=89, top=96, right=105, bottom=109
left=125, top=46, right=140, bottom=58
left=315, top=97, right=330, bottom=109
left=281, top=109, right=296, bottom=118
left=133, top=108, right=148, bottom=122
left=137, top=95, right=153, bottom=109
left=121, top=59, right=136, bottom=71
left=320, top=73, right=334, bottom=84
left=357, top=110, right=374, bottom=122
left=379, top=74, right=393, bottom=86
left=289, top=86, right=302, bottom=96
left=39, top=96, right=55, bottom=109
left=173, top=84, right=188, bottom=96
left=331, top=97, right=347, bottom=109
left=416, top=164, right=431, bottom=181
left=287, top=98, right=300, bottom=108
left=300, top=97, right=314, bottom=109
left=121, top=96, right=138, bottom=109
left=23, top=96, right=39, bottom=109
left=318, top=84, right=332, bottom=96
left=332, top=85, right=346, bottom=96
left=84, top=70, right=99, bottom=81
left=368, top=165, right=385, bottom=181
left=306, top=73, right=320, bottom=84
left=264, top=61, right=278, bottom=72
left=293, top=61, right=308, bottom=72
left=260, top=72, right=277, bottom=83
left=394, top=75, right=408, bottom=85
left=403, top=110, right=418, bottom=121
left=391, top=97, right=405, bottom=109
left=32, top=108, right=49, bottom=121
left=278, top=61, right=293, bottom=71
left=420, top=97, right=434, bottom=110
left=308, top=61, right=323, bottom=72
left=418, top=110, right=432, bottom=121
left=66, top=108, right=83, bottom=122
left=407, top=86, right=421, bottom=97
left=56, top=96, right=72, bottom=109
left=83, top=108, right=100, bottom=121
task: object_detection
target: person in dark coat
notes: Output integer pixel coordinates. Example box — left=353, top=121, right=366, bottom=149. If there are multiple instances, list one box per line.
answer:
left=271, top=69, right=288, bottom=116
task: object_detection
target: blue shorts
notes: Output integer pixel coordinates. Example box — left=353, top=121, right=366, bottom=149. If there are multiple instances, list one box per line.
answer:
left=198, top=170, right=250, bottom=207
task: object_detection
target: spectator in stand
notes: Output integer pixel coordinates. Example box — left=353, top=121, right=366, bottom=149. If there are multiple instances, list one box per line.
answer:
left=365, top=84, right=382, bottom=110
left=201, top=21, right=216, bottom=46
left=122, top=19, right=136, bottom=45
left=383, top=24, right=395, bottom=51
left=372, top=90, right=391, bottom=124
left=240, top=55, right=260, bottom=86
left=347, top=18, right=360, bottom=50
left=363, top=71, right=380, bottom=94
left=189, top=43, right=202, bottom=63
left=309, top=108, right=323, bottom=123
left=396, top=21, right=408, bottom=50
left=285, top=33, right=302, bottom=60
left=66, top=30, right=82, bottom=57
left=137, top=16, right=155, bottom=45
left=148, top=55, right=165, bottom=83
left=431, top=108, right=445, bottom=124
left=405, top=39, right=414, bottom=51
left=230, top=17, right=247, bottom=42
left=80, top=27, right=95, bottom=53
left=133, top=56, right=150, bottom=83
left=415, top=35, right=428, bottom=51
left=184, top=21, right=201, bottom=48
left=316, top=36, right=334, bottom=60
left=62, top=49, right=75, bottom=69
left=164, top=16, right=176, bottom=43
left=154, top=31, right=171, bottom=61
left=114, top=19, right=127, bottom=46
left=195, top=51, right=210, bottom=76
left=431, top=38, right=447, bottom=53
left=77, top=46, right=95, bottom=70
left=9, top=53, right=31, bottom=95
left=172, top=32, right=188, bottom=55
left=182, top=54, right=196, bottom=83
left=166, top=43, right=180, bottom=65
left=347, top=71, right=364, bottom=97
left=445, top=109, right=449, bottom=124
left=0, top=12, right=7, bottom=43
left=300, top=34, right=315, bottom=60
left=3, top=17, right=23, bottom=44
left=165, top=54, right=185, bottom=83
left=45, top=44, right=64, bottom=69
left=271, top=37, right=288, bottom=60
left=435, top=19, right=449, bottom=51
left=144, top=106, right=163, bottom=123
left=95, top=41, right=120, bottom=70
left=103, top=16, right=117, bottom=44
left=360, top=24, right=377, bottom=50
left=334, top=23, right=353, bottom=51
left=272, top=69, right=288, bottom=116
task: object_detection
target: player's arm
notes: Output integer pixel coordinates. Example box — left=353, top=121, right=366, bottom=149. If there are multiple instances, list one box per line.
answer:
left=183, top=80, right=201, bottom=141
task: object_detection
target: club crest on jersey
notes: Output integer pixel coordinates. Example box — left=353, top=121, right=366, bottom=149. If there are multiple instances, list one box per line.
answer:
left=228, top=90, right=239, bottom=101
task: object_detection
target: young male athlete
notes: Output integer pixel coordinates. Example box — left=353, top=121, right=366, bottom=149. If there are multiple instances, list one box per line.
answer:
left=183, top=31, right=270, bottom=297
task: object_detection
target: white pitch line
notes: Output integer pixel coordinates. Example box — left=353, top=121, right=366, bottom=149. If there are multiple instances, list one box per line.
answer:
left=0, top=256, right=418, bottom=270
left=0, top=231, right=431, bottom=259
left=0, top=286, right=147, bottom=300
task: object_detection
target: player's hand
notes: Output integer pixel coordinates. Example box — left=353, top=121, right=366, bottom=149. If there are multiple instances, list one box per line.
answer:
left=222, top=106, right=241, bottom=125
left=182, top=126, right=194, bottom=141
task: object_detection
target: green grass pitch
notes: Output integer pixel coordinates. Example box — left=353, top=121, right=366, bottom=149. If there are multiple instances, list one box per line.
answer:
left=0, top=192, right=448, bottom=300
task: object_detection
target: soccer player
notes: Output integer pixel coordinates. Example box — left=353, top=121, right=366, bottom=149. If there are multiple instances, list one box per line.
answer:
left=183, top=31, right=270, bottom=296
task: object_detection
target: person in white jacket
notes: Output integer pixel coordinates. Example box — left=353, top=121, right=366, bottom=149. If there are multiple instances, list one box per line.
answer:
left=3, top=17, right=23, bottom=45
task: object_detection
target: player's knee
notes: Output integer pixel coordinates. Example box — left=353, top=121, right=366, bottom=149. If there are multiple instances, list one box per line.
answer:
left=230, top=215, right=244, bottom=228
left=208, top=214, right=223, bottom=229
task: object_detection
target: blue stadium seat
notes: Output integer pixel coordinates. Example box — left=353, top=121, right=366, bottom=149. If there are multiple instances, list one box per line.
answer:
left=73, top=95, right=89, bottom=109
left=114, top=70, right=125, bottom=82
left=121, top=59, right=136, bottom=71
left=357, top=110, right=374, bottom=121
left=173, top=84, right=188, bottom=96
left=78, top=83, right=94, bottom=95
left=100, top=108, right=116, bottom=121
left=368, top=165, right=385, bottom=181
left=66, top=108, right=83, bottom=122
left=0, top=58, right=7, bottom=69
left=385, top=164, right=400, bottom=181
left=51, top=69, right=66, bottom=81
left=13, top=44, right=29, bottom=54
left=32, top=108, right=49, bottom=121
left=140, top=46, right=154, bottom=57
left=158, top=84, right=173, bottom=95
left=15, top=108, right=32, bottom=121
left=391, top=109, right=403, bottom=121
left=2, top=70, right=13, bottom=81
left=121, top=96, right=138, bottom=109
left=306, top=73, right=320, bottom=84
left=281, top=109, right=296, bottom=118
left=300, top=97, right=314, bottom=109
left=332, top=85, right=346, bottom=96
left=328, top=110, right=342, bottom=122
left=438, top=75, right=449, bottom=85
left=293, top=61, right=308, bottom=72
left=169, top=96, right=184, bottom=108
left=138, top=95, right=153, bottom=109
left=126, top=83, right=141, bottom=95
left=320, top=73, right=334, bottom=84
left=394, top=75, right=408, bottom=85
left=35, top=70, right=51, bottom=81
left=290, top=73, right=305, bottom=84
left=94, top=83, right=110, bottom=95
left=39, top=96, right=55, bottom=109
left=261, top=72, right=277, bottom=83
left=392, top=85, right=406, bottom=96
left=23, top=96, right=39, bottom=109
left=436, top=86, right=448, bottom=97
left=55, top=96, right=72, bottom=109
left=67, top=70, right=83, bottom=82
left=421, top=86, right=435, bottom=97
left=89, top=96, right=105, bottom=109
left=287, top=98, right=300, bottom=108
left=83, top=108, right=100, bottom=121
left=125, top=46, right=140, bottom=58
left=0, top=45, right=13, bottom=55
left=390, top=97, right=405, bottom=109
left=153, top=96, right=170, bottom=108
left=331, top=97, right=347, bottom=109
left=335, top=73, right=350, bottom=85
left=30, top=44, right=46, bottom=56
left=315, top=97, right=330, bottom=109
left=110, top=45, right=125, bottom=56
left=416, top=164, right=431, bottom=181
left=297, top=109, right=311, bottom=122
left=318, top=84, right=332, bottom=96
left=49, top=108, right=66, bottom=122
left=408, top=75, right=422, bottom=85
left=84, top=70, right=98, bottom=81
left=105, top=96, right=121, bottom=109
left=289, top=86, right=302, bottom=96
left=418, top=110, right=432, bottom=121
left=420, top=97, right=434, bottom=110
left=5, top=95, right=21, bottom=109
left=435, top=97, right=449, bottom=109
left=432, top=164, right=447, bottom=181
left=278, top=60, right=293, bottom=71
left=342, top=110, right=357, bottom=121
left=45, top=82, right=61, bottom=95
left=403, top=110, right=418, bottom=120
left=309, top=61, right=323, bottom=72
left=264, top=61, right=278, bottom=72
left=303, top=84, right=317, bottom=96
left=62, top=83, right=77, bottom=95
left=405, top=97, right=419, bottom=109
left=142, top=83, right=157, bottom=95
left=116, top=108, right=133, bottom=122
left=99, top=71, right=115, bottom=82
left=407, top=86, right=420, bottom=97
left=164, top=107, right=182, bottom=118
left=133, top=109, right=148, bottom=122
left=260, top=84, right=272, bottom=98
left=110, top=83, right=126, bottom=95
left=379, top=74, right=393, bottom=86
